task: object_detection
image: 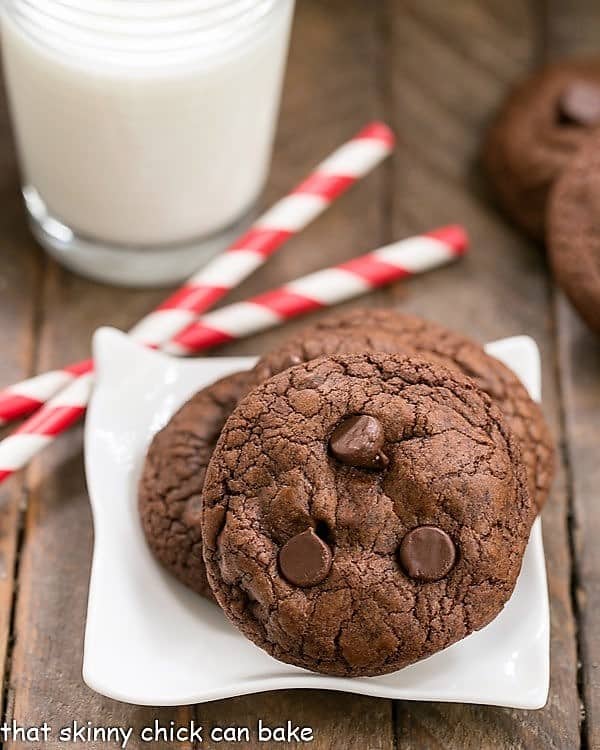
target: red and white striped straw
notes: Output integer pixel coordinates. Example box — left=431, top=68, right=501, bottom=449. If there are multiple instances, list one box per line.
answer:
left=0, top=122, right=394, bottom=425
left=0, top=359, right=93, bottom=428
left=165, top=226, right=468, bottom=354
left=0, top=225, right=467, bottom=484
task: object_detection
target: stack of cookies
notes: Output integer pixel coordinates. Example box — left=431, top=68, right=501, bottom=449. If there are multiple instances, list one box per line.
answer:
left=139, top=308, right=554, bottom=677
left=483, top=58, right=600, bottom=334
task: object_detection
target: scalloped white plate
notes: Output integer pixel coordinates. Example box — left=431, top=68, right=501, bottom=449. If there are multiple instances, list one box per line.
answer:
left=83, top=328, right=549, bottom=708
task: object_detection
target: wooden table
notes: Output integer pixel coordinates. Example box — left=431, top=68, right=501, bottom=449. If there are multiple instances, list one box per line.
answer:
left=1, top=1, right=599, bottom=747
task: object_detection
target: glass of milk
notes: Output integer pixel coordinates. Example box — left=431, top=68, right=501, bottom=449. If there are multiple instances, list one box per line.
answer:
left=0, top=0, right=295, bottom=286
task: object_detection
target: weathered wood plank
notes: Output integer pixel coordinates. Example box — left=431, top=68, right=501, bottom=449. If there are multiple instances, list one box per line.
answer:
left=542, top=2, right=600, bottom=747
left=197, top=691, right=392, bottom=750
left=557, top=300, right=600, bottom=750
left=0, top=68, right=41, bottom=707
left=384, top=0, right=580, bottom=747
left=4, top=2, right=396, bottom=749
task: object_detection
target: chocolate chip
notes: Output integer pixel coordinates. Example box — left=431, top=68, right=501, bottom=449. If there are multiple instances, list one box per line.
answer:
left=329, top=415, right=389, bottom=469
left=398, top=526, right=456, bottom=582
left=558, top=81, right=600, bottom=126
left=279, top=528, right=332, bottom=587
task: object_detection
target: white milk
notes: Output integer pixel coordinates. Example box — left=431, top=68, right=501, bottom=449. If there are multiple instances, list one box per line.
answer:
left=0, top=0, right=294, bottom=285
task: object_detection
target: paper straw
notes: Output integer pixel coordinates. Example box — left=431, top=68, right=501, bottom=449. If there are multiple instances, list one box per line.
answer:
left=0, top=225, right=467, bottom=484
left=0, top=122, right=394, bottom=424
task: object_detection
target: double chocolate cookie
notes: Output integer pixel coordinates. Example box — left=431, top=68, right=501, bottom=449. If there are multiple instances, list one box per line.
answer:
left=253, top=308, right=554, bottom=511
left=548, top=130, right=600, bottom=333
left=138, top=371, right=254, bottom=599
left=483, top=58, right=600, bottom=239
left=203, top=353, right=533, bottom=676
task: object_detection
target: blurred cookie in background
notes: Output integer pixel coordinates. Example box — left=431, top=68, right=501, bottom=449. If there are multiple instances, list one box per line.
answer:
left=483, top=58, right=600, bottom=239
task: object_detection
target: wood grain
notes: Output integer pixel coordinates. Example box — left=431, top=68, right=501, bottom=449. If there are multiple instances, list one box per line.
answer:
left=0, top=0, right=595, bottom=747
left=557, top=301, right=600, bottom=750
left=196, top=692, right=392, bottom=750
left=384, top=0, right=580, bottom=747
left=542, top=3, right=600, bottom=747
left=0, top=72, right=41, bottom=705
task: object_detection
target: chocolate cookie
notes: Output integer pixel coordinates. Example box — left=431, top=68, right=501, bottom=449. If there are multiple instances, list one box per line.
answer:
left=482, top=58, right=600, bottom=238
left=253, top=308, right=554, bottom=511
left=203, top=353, right=534, bottom=676
left=138, top=370, right=254, bottom=599
left=548, top=130, right=600, bottom=333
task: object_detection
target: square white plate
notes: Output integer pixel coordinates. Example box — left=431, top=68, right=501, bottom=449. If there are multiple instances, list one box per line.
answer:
left=84, top=328, right=549, bottom=708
